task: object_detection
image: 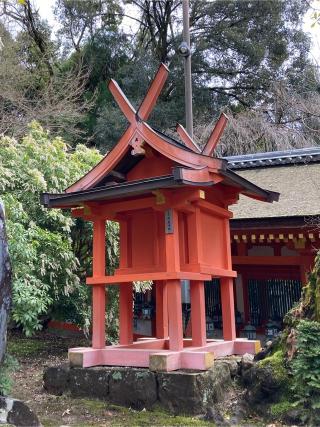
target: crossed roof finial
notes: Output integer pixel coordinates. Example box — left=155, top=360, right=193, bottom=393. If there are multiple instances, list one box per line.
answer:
left=108, top=63, right=228, bottom=157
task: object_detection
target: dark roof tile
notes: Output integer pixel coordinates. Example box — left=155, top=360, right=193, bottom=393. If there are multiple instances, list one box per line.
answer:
left=224, top=147, right=320, bottom=169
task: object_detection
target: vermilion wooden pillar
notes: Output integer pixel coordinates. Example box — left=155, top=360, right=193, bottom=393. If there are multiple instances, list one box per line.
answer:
left=220, top=277, right=236, bottom=341
left=119, top=283, right=133, bottom=345
left=92, top=218, right=106, bottom=349
left=167, top=280, right=183, bottom=351
left=165, top=209, right=183, bottom=351
left=190, top=280, right=206, bottom=347
left=156, top=281, right=168, bottom=339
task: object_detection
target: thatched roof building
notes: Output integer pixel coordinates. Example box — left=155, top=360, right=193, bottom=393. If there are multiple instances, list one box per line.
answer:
left=226, top=147, right=320, bottom=222
left=225, top=147, right=320, bottom=331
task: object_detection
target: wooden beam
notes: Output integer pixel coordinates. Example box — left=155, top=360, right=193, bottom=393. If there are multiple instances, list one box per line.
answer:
left=119, top=283, right=133, bottom=345
left=108, top=79, right=136, bottom=124
left=108, top=170, right=126, bottom=182
left=156, top=281, right=168, bottom=339
left=308, top=233, right=315, bottom=242
left=138, top=63, right=169, bottom=120
left=220, top=277, right=236, bottom=341
left=99, top=196, right=156, bottom=216
left=176, top=123, right=201, bottom=153
left=194, top=199, right=232, bottom=219
left=86, top=271, right=212, bottom=285
left=202, top=113, right=228, bottom=156
left=167, top=280, right=183, bottom=351
left=232, top=255, right=313, bottom=266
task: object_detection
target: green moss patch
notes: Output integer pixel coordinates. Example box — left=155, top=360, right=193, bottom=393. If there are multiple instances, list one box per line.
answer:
left=259, top=350, right=288, bottom=383
left=105, top=404, right=211, bottom=426
left=270, top=400, right=292, bottom=417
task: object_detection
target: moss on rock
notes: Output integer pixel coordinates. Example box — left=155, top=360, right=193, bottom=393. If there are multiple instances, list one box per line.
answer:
left=258, top=350, right=288, bottom=384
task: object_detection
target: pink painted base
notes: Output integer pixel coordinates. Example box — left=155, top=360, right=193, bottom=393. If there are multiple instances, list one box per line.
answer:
left=69, top=338, right=261, bottom=371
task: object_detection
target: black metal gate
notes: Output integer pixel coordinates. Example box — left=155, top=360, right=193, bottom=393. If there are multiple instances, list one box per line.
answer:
left=248, top=278, right=302, bottom=326
left=205, top=279, right=221, bottom=327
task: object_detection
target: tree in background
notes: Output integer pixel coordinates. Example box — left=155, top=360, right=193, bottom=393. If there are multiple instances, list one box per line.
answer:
left=0, top=0, right=317, bottom=154
left=50, top=0, right=316, bottom=152
left=120, top=1, right=314, bottom=143
left=0, top=1, right=94, bottom=143
left=190, top=0, right=310, bottom=107
left=54, top=0, right=122, bottom=54
left=196, top=66, right=320, bottom=155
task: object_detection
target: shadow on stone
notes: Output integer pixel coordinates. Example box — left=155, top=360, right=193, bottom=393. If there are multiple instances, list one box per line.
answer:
left=43, top=363, right=69, bottom=396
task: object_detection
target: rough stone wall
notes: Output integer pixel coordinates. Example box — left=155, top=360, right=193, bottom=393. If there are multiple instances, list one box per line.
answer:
left=0, top=200, right=11, bottom=365
left=43, top=361, right=235, bottom=415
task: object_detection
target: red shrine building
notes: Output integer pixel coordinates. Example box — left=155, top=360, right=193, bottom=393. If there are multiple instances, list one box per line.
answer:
left=135, top=147, right=320, bottom=339
left=42, top=64, right=281, bottom=371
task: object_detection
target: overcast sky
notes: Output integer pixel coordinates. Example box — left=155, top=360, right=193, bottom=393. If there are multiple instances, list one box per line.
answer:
left=34, top=0, right=320, bottom=64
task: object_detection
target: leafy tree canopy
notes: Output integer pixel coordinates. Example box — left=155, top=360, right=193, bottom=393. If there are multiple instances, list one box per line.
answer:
left=0, top=121, right=103, bottom=335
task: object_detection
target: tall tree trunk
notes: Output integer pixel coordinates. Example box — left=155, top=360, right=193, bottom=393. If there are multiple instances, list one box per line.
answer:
left=0, top=200, right=11, bottom=364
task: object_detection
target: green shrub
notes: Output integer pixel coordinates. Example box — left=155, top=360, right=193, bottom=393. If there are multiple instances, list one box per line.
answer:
left=292, top=320, right=320, bottom=410
left=0, top=122, right=120, bottom=336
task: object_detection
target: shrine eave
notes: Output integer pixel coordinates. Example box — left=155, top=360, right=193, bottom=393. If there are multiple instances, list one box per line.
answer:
left=230, top=215, right=317, bottom=229
left=41, top=168, right=278, bottom=209
left=42, top=175, right=188, bottom=208
left=220, top=169, right=279, bottom=203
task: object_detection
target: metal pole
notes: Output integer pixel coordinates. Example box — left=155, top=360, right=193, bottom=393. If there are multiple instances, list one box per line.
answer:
left=182, top=0, right=193, bottom=138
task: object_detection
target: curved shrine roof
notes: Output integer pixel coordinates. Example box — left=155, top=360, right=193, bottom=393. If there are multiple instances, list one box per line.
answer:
left=41, top=64, right=279, bottom=209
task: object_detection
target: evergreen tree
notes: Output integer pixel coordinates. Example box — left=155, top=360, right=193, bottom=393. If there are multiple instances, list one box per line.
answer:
left=90, top=0, right=312, bottom=151
left=0, top=0, right=315, bottom=153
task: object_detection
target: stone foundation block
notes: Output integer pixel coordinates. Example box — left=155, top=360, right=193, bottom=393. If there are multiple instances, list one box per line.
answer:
left=108, top=367, right=157, bottom=409
left=69, top=367, right=109, bottom=398
left=158, top=363, right=231, bottom=415
left=43, top=362, right=233, bottom=415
